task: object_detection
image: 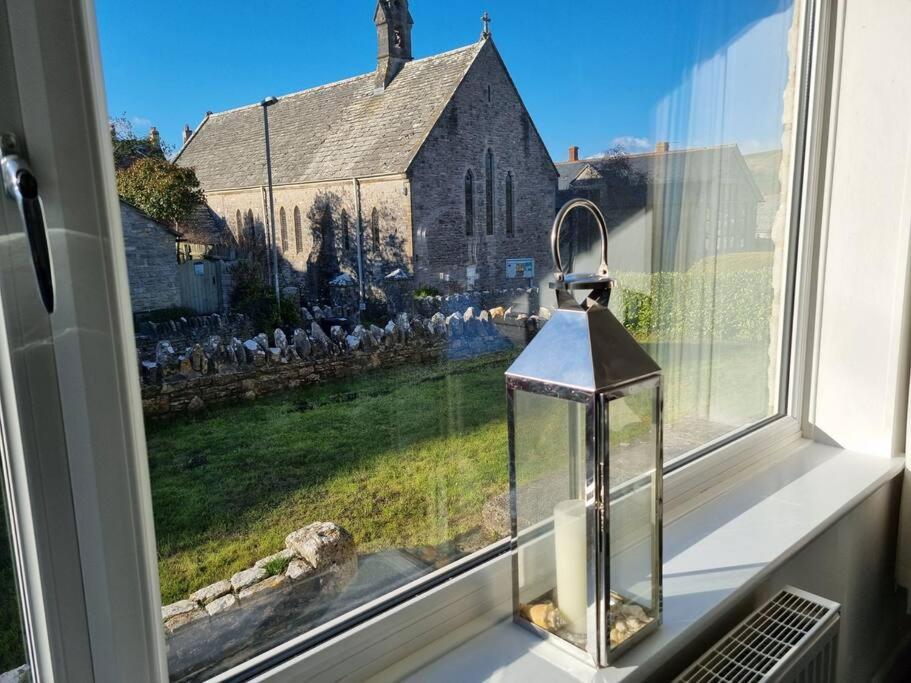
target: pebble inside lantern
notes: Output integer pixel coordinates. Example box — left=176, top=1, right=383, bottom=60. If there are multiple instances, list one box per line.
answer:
left=506, top=198, right=662, bottom=666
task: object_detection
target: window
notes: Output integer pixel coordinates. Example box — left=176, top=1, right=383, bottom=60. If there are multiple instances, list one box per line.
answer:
left=505, top=171, right=514, bottom=236
left=485, top=148, right=494, bottom=235
left=80, top=0, right=810, bottom=679
left=371, top=207, right=380, bottom=250
left=294, top=206, right=303, bottom=254
left=465, top=170, right=474, bottom=235
left=235, top=209, right=243, bottom=239
left=341, top=210, right=350, bottom=250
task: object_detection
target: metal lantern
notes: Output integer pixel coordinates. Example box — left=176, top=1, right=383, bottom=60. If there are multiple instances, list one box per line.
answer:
left=506, top=198, right=662, bottom=666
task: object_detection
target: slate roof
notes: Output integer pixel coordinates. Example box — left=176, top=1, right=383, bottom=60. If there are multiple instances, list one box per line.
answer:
left=119, top=199, right=179, bottom=237
left=175, top=42, right=485, bottom=190
left=557, top=144, right=763, bottom=200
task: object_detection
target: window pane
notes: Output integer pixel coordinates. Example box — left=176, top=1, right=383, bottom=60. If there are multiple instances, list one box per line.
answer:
left=94, top=0, right=802, bottom=676
left=0, top=491, right=28, bottom=679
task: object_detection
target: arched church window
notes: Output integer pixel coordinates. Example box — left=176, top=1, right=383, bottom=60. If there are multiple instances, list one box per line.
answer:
left=245, top=210, right=255, bottom=243
left=465, top=170, right=474, bottom=236
left=371, top=208, right=380, bottom=250
left=279, top=207, right=288, bottom=252
left=485, top=149, right=494, bottom=235
left=235, top=210, right=243, bottom=239
left=341, top=210, right=350, bottom=250
left=505, top=171, right=514, bottom=236
left=293, top=207, right=303, bottom=254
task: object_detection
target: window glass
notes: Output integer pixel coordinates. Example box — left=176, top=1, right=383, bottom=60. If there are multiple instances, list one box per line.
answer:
left=0, top=492, right=27, bottom=679
left=95, top=0, right=802, bottom=677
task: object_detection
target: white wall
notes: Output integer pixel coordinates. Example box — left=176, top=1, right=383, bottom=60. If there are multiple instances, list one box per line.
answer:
left=810, top=0, right=911, bottom=456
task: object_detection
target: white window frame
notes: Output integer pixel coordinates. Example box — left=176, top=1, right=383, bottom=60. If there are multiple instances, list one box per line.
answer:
left=0, top=0, right=844, bottom=680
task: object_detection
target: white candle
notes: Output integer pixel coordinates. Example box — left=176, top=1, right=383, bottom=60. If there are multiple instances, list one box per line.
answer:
left=553, top=499, right=587, bottom=635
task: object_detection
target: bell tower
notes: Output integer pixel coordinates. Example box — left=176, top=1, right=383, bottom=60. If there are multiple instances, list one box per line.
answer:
left=374, top=0, right=413, bottom=92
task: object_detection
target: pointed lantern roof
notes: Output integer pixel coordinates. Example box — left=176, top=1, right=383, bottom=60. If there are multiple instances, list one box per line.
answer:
left=506, top=301, right=660, bottom=393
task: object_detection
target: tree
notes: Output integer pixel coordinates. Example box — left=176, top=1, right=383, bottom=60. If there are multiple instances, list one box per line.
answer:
left=116, top=157, right=205, bottom=227
left=110, top=114, right=166, bottom=169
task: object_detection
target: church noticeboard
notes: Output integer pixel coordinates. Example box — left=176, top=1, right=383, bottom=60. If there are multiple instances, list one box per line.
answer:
left=506, top=258, right=534, bottom=279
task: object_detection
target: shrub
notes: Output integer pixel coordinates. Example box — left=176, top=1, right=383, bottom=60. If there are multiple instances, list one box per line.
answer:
left=230, top=259, right=300, bottom=331
left=615, top=266, right=774, bottom=344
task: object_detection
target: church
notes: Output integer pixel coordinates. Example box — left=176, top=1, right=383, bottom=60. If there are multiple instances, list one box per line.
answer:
left=175, top=1, right=557, bottom=303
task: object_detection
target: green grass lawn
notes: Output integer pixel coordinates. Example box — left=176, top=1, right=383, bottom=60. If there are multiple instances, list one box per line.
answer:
left=146, top=351, right=517, bottom=604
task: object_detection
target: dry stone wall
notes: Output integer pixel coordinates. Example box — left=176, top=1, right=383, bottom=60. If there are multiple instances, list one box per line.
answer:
left=140, top=307, right=515, bottom=417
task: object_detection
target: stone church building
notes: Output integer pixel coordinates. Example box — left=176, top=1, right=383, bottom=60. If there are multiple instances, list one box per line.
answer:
left=174, top=1, right=557, bottom=302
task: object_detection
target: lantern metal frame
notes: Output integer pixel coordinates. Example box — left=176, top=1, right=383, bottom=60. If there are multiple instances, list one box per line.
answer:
left=506, top=198, right=663, bottom=667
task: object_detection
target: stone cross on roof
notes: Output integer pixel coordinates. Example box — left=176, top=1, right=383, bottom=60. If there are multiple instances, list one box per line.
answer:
left=481, top=11, right=491, bottom=39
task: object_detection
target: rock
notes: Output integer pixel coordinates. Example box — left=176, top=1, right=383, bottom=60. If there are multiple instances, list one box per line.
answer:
left=254, top=548, right=294, bottom=569
left=178, top=354, right=192, bottom=375
left=488, top=306, right=506, bottom=320
left=311, top=305, right=325, bottom=320
left=274, top=328, right=288, bottom=350
left=231, top=337, right=246, bottom=364
left=463, top=307, right=481, bottom=337
left=300, top=307, right=314, bottom=322
left=189, top=344, right=206, bottom=373
left=237, top=574, right=288, bottom=601
left=254, top=333, right=269, bottom=352
left=445, top=312, right=464, bottom=337
left=243, top=339, right=259, bottom=362
left=384, top=320, right=397, bottom=344
left=187, top=396, right=205, bottom=413
left=285, top=522, right=357, bottom=592
left=230, top=566, right=268, bottom=592
left=345, top=334, right=361, bottom=351
left=205, top=593, right=239, bottom=616
left=537, top=307, right=552, bottom=320
left=155, top=340, right=176, bottom=366
left=292, top=329, right=311, bottom=357
left=203, top=335, right=222, bottom=359
left=519, top=601, right=566, bottom=632
left=330, top=326, right=346, bottom=344
left=621, top=604, right=648, bottom=621
left=243, top=390, right=256, bottom=401
left=161, top=599, right=198, bottom=622
left=310, top=322, right=331, bottom=352
left=429, top=312, right=447, bottom=336
left=267, top=347, right=282, bottom=363
left=189, top=580, right=232, bottom=605
left=369, top=324, right=385, bottom=345
left=286, top=559, right=316, bottom=581
left=164, top=608, right=207, bottom=635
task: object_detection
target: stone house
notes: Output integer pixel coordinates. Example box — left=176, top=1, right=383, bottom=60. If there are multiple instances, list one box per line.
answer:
left=120, top=200, right=180, bottom=314
left=174, top=0, right=557, bottom=302
left=556, top=143, right=764, bottom=274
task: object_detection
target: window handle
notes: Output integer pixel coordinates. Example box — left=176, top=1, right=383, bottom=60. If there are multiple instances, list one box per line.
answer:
left=1, top=133, right=54, bottom=313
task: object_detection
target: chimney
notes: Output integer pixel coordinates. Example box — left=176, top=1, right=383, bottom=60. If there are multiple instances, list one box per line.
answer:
left=655, top=141, right=670, bottom=153
left=183, top=124, right=192, bottom=144
left=148, top=126, right=160, bottom=148
left=568, top=146, right=580, bottom=162
left=374, top=0, right=413, bottom=92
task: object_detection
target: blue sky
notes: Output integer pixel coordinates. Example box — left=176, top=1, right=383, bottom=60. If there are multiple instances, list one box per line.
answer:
left=96, top=0, right=794, bottom=161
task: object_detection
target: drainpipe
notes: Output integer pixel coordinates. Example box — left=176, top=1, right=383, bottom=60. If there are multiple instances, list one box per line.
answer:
left=352, top=178, right=366, bottom=312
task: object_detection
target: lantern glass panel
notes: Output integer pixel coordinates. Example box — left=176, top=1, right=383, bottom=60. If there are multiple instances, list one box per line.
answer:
left=512, top=388, right=590, bottom=650
left=606, top=384, right=659, bottom=652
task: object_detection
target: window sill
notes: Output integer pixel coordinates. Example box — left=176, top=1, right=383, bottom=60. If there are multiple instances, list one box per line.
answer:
left=389, top=443, right=904, bottom=682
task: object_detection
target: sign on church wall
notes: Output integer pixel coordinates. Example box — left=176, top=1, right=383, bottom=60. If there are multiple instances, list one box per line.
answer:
left=506, top=257, right=534, bottom=279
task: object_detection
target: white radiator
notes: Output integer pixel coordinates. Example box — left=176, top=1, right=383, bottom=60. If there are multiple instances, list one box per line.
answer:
left=674, top=586, right=840, bottom=683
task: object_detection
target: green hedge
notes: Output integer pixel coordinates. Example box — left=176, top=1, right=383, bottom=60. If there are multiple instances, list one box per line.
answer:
left=615, top=267, right=775, bottom=344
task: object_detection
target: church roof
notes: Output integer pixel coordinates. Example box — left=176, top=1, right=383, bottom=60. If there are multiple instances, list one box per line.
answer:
left=175, top=41, right=485, bottom=190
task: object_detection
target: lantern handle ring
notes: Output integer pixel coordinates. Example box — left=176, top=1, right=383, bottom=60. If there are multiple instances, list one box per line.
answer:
left=550, top=198, right=615, bottom=292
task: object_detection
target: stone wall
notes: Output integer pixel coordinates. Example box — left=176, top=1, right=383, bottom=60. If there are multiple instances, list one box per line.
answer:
left=121, top=201, right=180, bottom=313
left=414, top=286, right=540, bottom=318
left=134, top=313, right=253, bottom=358
left=162, top=521, right=356, bottom=681
left=140, top=308, right=513, bottom=417
left=410, top=40, right=557, bottom=292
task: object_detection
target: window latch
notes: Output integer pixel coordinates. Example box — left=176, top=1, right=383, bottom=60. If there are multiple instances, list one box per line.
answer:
left=1, top=133, right=54, bottom=313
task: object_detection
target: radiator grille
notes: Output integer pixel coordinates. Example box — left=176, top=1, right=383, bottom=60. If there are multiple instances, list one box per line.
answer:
left=676, top=587, right=840, bottom=683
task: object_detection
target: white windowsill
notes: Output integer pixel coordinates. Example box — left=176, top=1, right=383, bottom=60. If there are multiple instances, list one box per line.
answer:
left=392, top=442, right=904, bottom=682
